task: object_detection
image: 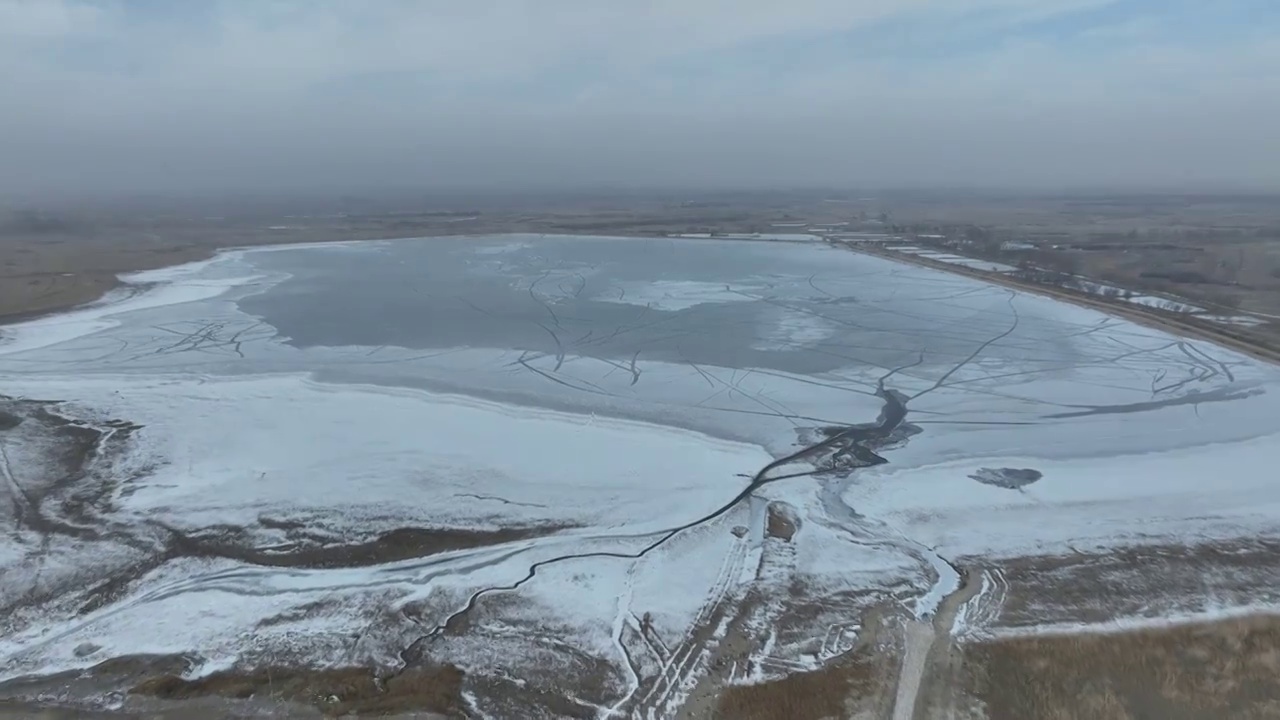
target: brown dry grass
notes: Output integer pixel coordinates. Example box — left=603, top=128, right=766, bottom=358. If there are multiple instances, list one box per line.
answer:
left=714, top=663, right=858, bottom=720
left=132, top=664, right=465, bottom=717
left=1050, top=240, right=1280, bottom=316
left=0, top=220, right=407, bottom=322
left=0, top=232, right=214, bottom=322
left=964, top=615, right=1280, bottom=720
left=712, top=649, right=894, bottom=720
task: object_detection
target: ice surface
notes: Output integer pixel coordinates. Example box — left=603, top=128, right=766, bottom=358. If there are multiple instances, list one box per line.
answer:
left=848, top=434, right=1280, bottom=559
left=0, top=254, right=270, bottom=357
left=4, top=233, right=1280, bottom=700
left=594, top=280, right=756, bottom=311
left=751, top=307, right=836, bottom=350
left=912, top=547, right=961, bottom=619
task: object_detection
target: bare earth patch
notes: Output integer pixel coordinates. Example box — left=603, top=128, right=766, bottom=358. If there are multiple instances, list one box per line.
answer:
left=132, top=664, right=465, bottom=717
left=0, top=654, right=463, bottom=718
left=764, top=502, right=798, bottom=542
left=164, top=523, right=568, bottom=570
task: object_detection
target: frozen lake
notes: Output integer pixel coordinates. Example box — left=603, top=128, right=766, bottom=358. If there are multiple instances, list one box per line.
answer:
left=3, top=234, right=1280, bottom=714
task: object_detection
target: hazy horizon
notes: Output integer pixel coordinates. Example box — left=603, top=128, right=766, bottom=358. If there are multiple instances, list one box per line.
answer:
left=3, top=0, right=1279, bottom=201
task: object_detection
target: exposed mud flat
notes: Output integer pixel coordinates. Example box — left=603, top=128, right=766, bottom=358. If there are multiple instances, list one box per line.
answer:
left=164, top=523, right=569, bottom=571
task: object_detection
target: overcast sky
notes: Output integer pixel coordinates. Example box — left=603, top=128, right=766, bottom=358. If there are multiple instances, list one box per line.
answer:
left=2, top=0, right=1279, bottom=199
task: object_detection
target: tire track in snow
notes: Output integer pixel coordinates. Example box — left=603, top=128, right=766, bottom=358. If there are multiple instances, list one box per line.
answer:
left=634, top=532, right=750, bottom=719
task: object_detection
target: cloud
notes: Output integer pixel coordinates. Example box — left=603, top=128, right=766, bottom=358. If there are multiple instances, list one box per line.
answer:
left=0, top=0, right=1277, bottom=197
left=0, top=0, right=101, bottom=37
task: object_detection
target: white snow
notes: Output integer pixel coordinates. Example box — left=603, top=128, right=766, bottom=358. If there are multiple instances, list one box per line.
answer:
left=848, top=434, right=1280, bottom=560
left=675, top=233, right=821, bottom=242
left=951, top=568, right=1007, bottom=640
left=884, top=245, right=1019, bottom=273
left=594, top=280, right=754, bottom=311
left=5, top=233, right=1280, bottom=702
left=752, top=309, right=836, bottom=350
left=830, top=232, right=895, bottom=242
left=1201, top=314, right=1270, bottom=327
left=1055, top=278, right=1206, bottom=313
left=912, top=547, right=961, bottom=619
left=1060, top=277, right=1124, bottom=296
left=0, top=255, right=267, bottom=358
left=4, top=372, right=767, bottom=535
left=629, top=517, right=750, bottom=641
left=472, top=240, right=534, bottom=255
left=987, top=602, right=1280, bottom=640
left=1124, top=295, right=1206, bottom=314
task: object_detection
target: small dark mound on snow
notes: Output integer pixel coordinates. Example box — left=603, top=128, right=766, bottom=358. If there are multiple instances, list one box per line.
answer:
left=766, top=502, right=800, bottom=541
left=970, top=467, right=1042, bottom=490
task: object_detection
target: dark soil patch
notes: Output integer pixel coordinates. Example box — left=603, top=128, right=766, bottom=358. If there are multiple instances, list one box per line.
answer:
left=969, top=467, right=1042, bottom=490
left=133, top=664, right=465, bottom=717
left=167, top=524, right=566, bottom=570
left=765, top=502, right=798, bottom=542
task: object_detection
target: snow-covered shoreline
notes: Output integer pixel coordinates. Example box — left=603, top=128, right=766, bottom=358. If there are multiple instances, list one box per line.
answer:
left=4, top=233, right=1280, bottom=712
left=0, top=250, right=264, bottom=358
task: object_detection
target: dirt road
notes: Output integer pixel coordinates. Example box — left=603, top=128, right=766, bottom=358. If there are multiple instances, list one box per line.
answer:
left=887, top=562, right=983, bottom=720
left=890, top=621, right=934, bottom=720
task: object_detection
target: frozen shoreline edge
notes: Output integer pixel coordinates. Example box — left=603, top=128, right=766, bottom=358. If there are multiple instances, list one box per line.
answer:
left=0, top=236, right=423, bottom=358
left=0, top=249, right=260, bottom=358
